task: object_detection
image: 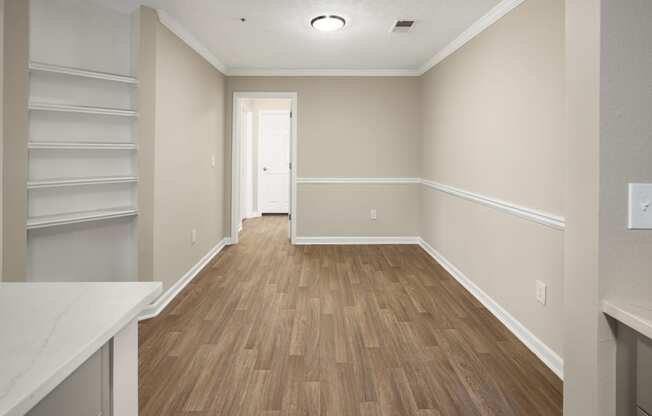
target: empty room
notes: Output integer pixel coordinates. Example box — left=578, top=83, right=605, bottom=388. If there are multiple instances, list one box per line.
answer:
left=1, top=0, right=651, bottom=415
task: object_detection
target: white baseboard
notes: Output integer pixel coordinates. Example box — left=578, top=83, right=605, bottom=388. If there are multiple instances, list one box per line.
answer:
left=138, top=237, right=229, bottom=320
left=294, top=236, right=420, bottom=245
left=417, top=237, right=564, bottom=379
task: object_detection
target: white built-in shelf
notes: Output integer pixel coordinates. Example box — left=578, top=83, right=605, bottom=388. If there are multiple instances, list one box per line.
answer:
left=603, top=299, right=652, bottom=340
left=28, top=176, right=138, bottom=189
left=27, top=208, right=138, bottom=230
left=29, top=61, right=139, bottom=84
left=28, top=141, right=137, bottom=150
left=29, top=102, right=138, bottom=117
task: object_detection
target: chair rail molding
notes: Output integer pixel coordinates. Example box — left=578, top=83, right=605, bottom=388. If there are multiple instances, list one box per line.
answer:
left=296, top=177, right=565, bottom=230
left=296, top=177, right=421, bottom=184
left=421, top=179, right=565, bottom=230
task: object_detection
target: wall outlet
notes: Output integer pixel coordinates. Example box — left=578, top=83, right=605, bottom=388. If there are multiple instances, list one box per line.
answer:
left=191, top=229, right=197, bottom=245
left=211, top=154, right=216, bottom=168
left=536, top=280, right=547, bottom=305
left=370, top=209, right=377, bottom=220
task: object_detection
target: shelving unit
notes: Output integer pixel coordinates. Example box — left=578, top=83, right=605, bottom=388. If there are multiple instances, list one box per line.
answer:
left=26, top=0, right=140, bottom=282
left=28, top=142, right=137, bottom=150
left=29, top=61, right=139, bottom=84
left=27, top=208, right=139, bottom=230
left=29, top=102, right=138, bottom=117
left=27, top=176, right=138, bottom=189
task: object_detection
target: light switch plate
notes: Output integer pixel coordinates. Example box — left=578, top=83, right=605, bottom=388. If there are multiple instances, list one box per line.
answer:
left=628, top=183, right=652, bottom=229
left=370, top=209, right=377, bottom=220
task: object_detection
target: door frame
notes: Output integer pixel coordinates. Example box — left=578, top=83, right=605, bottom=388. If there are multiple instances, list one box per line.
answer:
left=257, top=109, right=292, bottom=216
left=231, top=92, right=298, bottom=245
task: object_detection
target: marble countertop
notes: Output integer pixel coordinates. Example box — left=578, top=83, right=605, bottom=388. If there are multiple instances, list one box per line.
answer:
left=603, top=298, right=652, bottom=340
left=0, top=282, right=162, bottom=416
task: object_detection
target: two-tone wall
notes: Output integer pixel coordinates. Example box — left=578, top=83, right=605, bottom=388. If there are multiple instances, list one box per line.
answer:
left=224, top=0, right=565, bottom=375
left=419, top=0, right=565, bottom=371
left=225, top=77, right=422, bottom=239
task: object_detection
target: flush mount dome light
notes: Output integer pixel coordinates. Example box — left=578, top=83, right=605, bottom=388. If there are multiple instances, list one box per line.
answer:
left=311, top=15, right=346, bottom=32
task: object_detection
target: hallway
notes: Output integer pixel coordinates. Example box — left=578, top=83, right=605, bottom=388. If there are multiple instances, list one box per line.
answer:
left=138, top=215, right=562, bottom=415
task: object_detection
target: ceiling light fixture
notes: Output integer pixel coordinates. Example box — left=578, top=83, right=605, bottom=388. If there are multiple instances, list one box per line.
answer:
left=311, top=15, right=346, bottom=32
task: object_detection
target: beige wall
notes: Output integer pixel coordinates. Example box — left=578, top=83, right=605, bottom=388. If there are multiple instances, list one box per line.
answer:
left=137, top=6, right=156, bottom=284
left=600, top=0, right=652, bottom=413
left=599, top=0, right=652, bottom=313
left=0, top=0, right=4, bottom=280
left=299, top=184, right=419, bottom=237
left=2, top=0, right=28, bottom=281
left=564, top=0, right=652, bottom=414
left=420, top=0, right=565, bottom=358
left=139, top=9, right=227, bottom=291
left=226, top=77, right=421, bottom=238
left=563, top=0, right=602, bottom=411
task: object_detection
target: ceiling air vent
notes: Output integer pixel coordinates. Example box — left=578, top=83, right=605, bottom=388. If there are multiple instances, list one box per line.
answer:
left=391, top=19, right=416, bottom=33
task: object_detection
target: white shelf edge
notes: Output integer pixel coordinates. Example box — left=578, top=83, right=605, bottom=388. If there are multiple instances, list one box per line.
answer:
left=29, top=102, right=138, bottom=117
left=28, top=142, right=137, bottom=150
left=603, top=299, right=652, bottom=340
left=29, top=61, right=139, bottom=84
left=27, top=208, right=138, bottom=230
left=27, top=176, right=138, bottom=189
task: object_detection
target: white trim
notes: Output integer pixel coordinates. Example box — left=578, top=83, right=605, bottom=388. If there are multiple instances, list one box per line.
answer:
left=295, top=177, right=565, bottom=230
left=156, top=10, right=228, bottom=74
left=152, top=0, right=524, bottom=77
left=228, top=68, right=421, bottom=77
left=297, top=177, right=421, bottom=184
left=27, top=176, right=138, bottom=189
left=418, top=237, right=564, bottom=379
left=29, top=61, right=139, bottom=84
left=258, top=109, right=292, bottom=215
left=294, top=236, right=420, bottom=245
left=26, top=208, right=138, bottom=230
left=602, top=299, right=652, bottom=341
left=138, top=238, right=229, bottom=320
left=232, top=92, right=298, bottom=245
left=28, top=142, right=137, bottom=151
left=29, top=102, right=138, bottom=117
left=421, top=179, right=565, bottom=230
left=418, top=0, right=527, bottom=75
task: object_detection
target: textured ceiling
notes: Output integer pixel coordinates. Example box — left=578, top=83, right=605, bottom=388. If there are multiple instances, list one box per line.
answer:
left=88, top=0, right=503, bottom=71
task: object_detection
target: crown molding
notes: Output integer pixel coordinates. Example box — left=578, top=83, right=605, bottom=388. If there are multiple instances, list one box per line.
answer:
left=227, top=68, right=421, bottom=77
left=157, top=0, right=526, bottom=77
left=156, top=10, right=228, bottom=75
left=417, top=0, right=527, bottom=75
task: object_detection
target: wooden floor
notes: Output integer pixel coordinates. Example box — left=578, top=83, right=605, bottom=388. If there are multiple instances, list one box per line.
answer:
left=139, top=215, right=562, bottom=416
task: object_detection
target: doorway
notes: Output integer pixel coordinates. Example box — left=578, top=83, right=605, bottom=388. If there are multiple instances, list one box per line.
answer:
left=231, top=93, right=297, bottom=245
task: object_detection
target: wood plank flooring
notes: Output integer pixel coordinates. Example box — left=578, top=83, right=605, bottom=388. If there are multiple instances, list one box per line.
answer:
left=139, top=215, right=562, bottom=415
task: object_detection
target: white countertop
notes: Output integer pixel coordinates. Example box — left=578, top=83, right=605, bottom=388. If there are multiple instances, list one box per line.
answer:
left=603, top=298, right=652, bottom=340
left=0, top=282, right=162, bottom=416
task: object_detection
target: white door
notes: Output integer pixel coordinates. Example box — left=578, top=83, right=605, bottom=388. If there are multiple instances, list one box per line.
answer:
left=258, top=111, right=290, bottom=214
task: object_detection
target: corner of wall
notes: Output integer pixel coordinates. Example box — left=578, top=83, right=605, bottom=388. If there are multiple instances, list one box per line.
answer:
left=136, top=5, right=157, bottom=283
left=2, top=0, right=29, bottom=281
